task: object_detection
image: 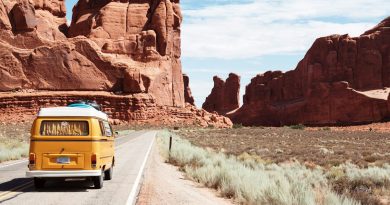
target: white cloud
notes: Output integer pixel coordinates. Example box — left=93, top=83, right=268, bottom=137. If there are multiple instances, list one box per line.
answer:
left=181, top=0, right=390, bottom=59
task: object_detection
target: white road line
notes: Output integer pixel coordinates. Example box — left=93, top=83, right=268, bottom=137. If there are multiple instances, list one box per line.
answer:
left=125, top=132, right=156, bottom=205
left=0, top=160, right=28, bottom=169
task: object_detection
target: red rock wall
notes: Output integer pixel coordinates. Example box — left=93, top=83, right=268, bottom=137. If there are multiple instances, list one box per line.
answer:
left=231, top=17, right=390, bottom=126
left=0, top=0, right=232, bottom=128
left=203, top=73, right=240, bottom=115
left=0, top=91, right=232, bottom=128
left=0, top=0, right=184, bottom=107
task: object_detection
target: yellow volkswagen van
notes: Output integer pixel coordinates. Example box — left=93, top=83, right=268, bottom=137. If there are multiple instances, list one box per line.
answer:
left=26, top=102, right=115, bottom=189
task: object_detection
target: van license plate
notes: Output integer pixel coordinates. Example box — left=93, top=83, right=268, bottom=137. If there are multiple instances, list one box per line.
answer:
left=57, top=157, right=70, bottom=164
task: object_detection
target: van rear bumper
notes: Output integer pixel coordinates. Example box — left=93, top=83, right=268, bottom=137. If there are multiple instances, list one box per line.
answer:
left=26, top=170, right=101, bottom=178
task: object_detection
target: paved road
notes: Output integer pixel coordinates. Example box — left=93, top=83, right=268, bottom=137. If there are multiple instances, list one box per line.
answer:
left=0, top=130, right=156, bottom=205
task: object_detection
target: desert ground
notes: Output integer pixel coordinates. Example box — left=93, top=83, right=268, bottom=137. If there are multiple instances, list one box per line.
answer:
left=177, top=126, right=390, bottom=168
left=169, top=125, right=390, bottom=205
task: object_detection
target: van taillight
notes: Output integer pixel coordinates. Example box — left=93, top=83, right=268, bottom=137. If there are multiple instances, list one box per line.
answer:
left=29, top=153, right=36, bottom=165
left=91, top=154, right=97, bottom=168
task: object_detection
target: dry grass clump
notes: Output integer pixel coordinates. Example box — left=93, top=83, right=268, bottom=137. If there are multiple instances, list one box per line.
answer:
left=0, top=143, right=29, bottom=162
left=158, top=130, right=359, bottom=205
left=0, top=123, right=30, bottom=163
left=328, top=164, right=390, bottom=204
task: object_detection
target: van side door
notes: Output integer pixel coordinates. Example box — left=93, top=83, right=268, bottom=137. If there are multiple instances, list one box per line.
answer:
left=99, top=121, right=114, bottom=168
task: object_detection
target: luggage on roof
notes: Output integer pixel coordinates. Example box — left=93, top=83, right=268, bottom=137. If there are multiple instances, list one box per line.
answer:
left=67, top=100, right=101, bottom=111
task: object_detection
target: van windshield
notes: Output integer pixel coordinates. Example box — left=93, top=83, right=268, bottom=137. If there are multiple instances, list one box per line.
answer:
left=40, top=121, right=89, bottom=136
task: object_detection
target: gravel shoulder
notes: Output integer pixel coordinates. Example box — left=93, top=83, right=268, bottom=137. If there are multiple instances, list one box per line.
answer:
left=136, top=143, right=233, bottom=205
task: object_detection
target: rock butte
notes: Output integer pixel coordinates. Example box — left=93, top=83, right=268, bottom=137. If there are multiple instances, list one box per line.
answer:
left=183, top=73, right=195, bottom=106
left=0, top=0, right=232, bottom=128
left=226, top=17, right=390, bottom=126
left=202, top=73, right=240, bottom=115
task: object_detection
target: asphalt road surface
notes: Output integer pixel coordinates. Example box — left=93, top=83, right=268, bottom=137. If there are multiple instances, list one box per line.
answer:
left=0, top=130, right=156, bottom=205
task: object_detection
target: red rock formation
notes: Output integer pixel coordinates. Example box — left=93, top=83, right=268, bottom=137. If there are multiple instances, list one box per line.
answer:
left=203, top=73, right=240, bottom=115
left=183, top=74, right=195, bottom=105
left=0, top=91, right=232, bottom=128
left=0, top=0, right=183, bottom=106
left=231, top=17, right=390, bottom=126
left=0, top=0, right=232, bottom=128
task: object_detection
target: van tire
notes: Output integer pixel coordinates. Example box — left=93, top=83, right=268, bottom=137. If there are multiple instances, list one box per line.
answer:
left=104, top=166, right=113, bottom=180
left=34, top=177, right=45, bottom=189
left=93, top=170, right=104, bottom=189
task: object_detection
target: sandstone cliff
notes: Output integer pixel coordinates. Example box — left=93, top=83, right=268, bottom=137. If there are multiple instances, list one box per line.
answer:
left=0, top=0, right=232, bottom=128
left=203, top=73, right=240, bottom=115
left=230, top=17, right=390, bottom=126
left=0, top=0, right=183, bottom=106
left=183, top=74, right=195, bottom=105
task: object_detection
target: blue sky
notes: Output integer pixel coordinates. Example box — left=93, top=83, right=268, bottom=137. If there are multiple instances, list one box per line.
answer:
left=65, top=0, right=390, bottom=107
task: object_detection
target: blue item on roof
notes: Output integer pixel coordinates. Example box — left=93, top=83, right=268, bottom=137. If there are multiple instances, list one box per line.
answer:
left=67, top=103, right=93, bottom=108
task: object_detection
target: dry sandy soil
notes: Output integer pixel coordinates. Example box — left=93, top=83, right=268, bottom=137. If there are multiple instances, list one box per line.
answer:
left=319, top=122, right=390, bottom=133
left=177, top=126, right=390, bottom=168
left=136, top=144, right=233, bottom=205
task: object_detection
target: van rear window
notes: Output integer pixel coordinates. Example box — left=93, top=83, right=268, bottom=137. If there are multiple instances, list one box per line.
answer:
left=40, top=121, right=89, bottom=136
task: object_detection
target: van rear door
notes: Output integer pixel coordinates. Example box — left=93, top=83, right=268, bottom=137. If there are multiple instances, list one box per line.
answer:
left=31, top=119, right=93, bottom=170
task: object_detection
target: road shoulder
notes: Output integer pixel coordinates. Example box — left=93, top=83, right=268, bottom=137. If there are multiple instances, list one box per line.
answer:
left=136, top=143, right=233, bottom=205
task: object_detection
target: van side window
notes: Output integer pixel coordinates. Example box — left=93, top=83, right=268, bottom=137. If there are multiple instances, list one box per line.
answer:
left=103, top=121, right=112, bottom=137
left=99, top=121, right=105, bottom=136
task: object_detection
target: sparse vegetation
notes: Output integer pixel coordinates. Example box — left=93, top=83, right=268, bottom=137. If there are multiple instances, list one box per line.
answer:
left=233, top=123, right=243, bottom=129
left=327, top=163, right=390, bottom=205
left=158, top=130, right=362, bottom=205
left=289, top=124, right=306, bottom=130
left=0, top=143, right=29, bottom=162
left=0, top=123, right=30, bottom=163
left=177, top=127, right=390, bottom=167
left=168, top=128, right=390, bottom=204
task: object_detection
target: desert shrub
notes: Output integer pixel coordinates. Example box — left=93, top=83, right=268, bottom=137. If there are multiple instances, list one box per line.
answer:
left=339, top=163, right=390, bottom=186
left=0, top=142, right=29, bottom=163
left=157, top=130, right=359, bottom=205
left=207, top=124, right=215, bottom=129
left=0, top=124, right=30, bottom=163
left=233, top=123, right=243, bottom=129
left=289, top=124, right=306, bottom=130
left=327, top=163, right=390, bottom=205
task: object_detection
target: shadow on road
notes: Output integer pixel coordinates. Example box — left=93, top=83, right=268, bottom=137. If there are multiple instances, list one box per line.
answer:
left=0, top=178, right=94, bottom=203
left=0, top=177, right=94, bottom=192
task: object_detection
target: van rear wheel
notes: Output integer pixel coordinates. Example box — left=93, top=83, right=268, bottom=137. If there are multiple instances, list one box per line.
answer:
left=93, top=170, right=104, bottom=189
left=34, top=177, right=45, bottom=189
left=104, top=166, right=113, bottom=180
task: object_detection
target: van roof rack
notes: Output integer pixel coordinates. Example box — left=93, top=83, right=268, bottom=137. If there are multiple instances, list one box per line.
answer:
left=67, top=100, right=102, bottom=111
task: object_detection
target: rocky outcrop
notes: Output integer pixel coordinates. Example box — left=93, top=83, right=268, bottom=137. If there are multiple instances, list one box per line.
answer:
left=183, top=74, right=195, bottom=105
left=0, top=0, right=184, bottom=106
left=0, top=91, right=232, bottom=128
left=203, top=73, right=240, bottom=115
left=0, top=0, right=232, bottom=128
left=231, top=17, right=390, bottom=126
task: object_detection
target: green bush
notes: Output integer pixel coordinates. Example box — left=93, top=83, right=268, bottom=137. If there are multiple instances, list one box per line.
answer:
left=289, top=124, right=306, bottom=130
